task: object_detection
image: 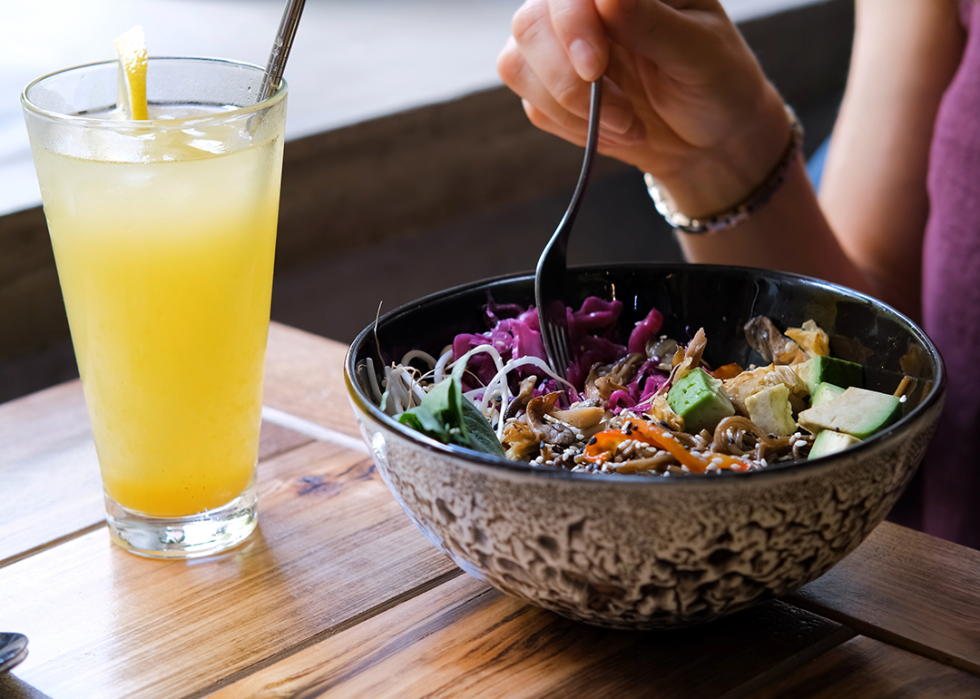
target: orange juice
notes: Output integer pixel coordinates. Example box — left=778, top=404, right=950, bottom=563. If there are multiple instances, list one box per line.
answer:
left=32, top=109, right=283, bottom=517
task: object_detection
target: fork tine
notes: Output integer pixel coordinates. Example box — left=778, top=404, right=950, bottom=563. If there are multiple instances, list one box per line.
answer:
left=544, top=312, right=571, bottom=378
left=540, top=304, right=570, bottom=376
left=558, top=327, right=572, bottom=376
left=555, top=326, right=572, bottom=376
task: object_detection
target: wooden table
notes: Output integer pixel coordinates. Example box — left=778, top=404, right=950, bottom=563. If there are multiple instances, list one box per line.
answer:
left=2, top=322, right=979, bottom=699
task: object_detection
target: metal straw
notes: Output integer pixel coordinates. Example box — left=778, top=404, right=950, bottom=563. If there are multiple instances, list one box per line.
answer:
left=258, top=0, right=307, bottom=102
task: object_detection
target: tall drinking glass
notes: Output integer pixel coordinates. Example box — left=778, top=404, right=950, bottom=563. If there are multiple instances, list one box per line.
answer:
left=22, top=58, right=287, bottom=558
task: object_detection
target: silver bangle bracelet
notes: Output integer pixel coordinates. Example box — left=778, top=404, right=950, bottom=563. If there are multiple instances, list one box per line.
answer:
left=644, top=105, right=804, bottom=235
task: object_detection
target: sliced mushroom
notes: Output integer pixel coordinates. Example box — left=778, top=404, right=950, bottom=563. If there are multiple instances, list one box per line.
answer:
left=503, top=375, right=538, bottom=421
left=744, top=316, right=804, bottom=365
left=646, top=337, right=679, bottom=372
left=584, top=369, right=624, bottom=404
left=526, top=393, right=576, bottom=446
left=552, top=404, right=606, bottom=431
left=606, top=353, right=646, bottom=384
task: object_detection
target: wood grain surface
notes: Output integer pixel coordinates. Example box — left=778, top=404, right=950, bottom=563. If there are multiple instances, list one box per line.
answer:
left=0, top=440, right=456, bottom=699
left=209, top=574, right=851, bottom=699
left=0, top=325, right=330, bottom=567
left=0, top=381, right=102, bottom=566
left=785, top=522, right=980, bottom=675
left=744, top=635, right=980, bottom=699
left=264, top=323, right=361, bottom=440
left=0, top=377, right=312, bottom=568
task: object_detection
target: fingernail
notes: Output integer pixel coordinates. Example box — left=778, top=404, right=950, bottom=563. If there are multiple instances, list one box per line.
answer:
left=600, top=104, right=635, bottom=135
left=569, top=39, right=601, bottom=81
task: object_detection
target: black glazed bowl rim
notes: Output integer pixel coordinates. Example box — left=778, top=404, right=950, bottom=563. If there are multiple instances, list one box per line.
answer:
left=345, top=263, right=946, bottom=486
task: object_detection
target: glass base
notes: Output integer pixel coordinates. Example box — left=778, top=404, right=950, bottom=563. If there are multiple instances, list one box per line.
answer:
left=105, top=478, right=258, bottom=559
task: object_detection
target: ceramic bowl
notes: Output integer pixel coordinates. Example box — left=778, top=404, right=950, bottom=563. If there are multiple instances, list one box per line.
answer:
left=344, top=264, right=945, bottom=629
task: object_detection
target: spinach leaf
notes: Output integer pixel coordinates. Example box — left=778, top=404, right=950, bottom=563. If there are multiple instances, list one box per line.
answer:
left=397, top=361, right=505, bottom=458
left=459, top=396, right=507, bottom=458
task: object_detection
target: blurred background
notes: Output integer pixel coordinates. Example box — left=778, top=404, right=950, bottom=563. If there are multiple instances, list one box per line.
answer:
left=0, top=0, right=851, bottom=401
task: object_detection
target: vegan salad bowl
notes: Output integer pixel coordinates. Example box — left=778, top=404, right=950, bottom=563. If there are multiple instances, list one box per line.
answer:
left=344, top=264, right=945, bottom=629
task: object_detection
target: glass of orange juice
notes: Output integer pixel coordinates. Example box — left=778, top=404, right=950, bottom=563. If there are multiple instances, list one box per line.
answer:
left=21, top=57, right=287, bottom=558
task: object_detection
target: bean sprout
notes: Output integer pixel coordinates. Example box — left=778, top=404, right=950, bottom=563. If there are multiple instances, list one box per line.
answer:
left=400, top=349, right=437, bottom=369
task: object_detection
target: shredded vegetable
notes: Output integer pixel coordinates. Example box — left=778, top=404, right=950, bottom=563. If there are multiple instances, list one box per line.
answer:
left=361, top=295, right=904, bottom=475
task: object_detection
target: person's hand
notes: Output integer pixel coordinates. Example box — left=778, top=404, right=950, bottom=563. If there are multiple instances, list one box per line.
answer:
left=497, top=0, right=792, bottom=218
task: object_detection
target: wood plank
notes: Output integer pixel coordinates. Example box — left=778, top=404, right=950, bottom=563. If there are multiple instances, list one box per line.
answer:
left=0, top=378, right=313, bottom=566
left=264, top=323, right=362, bottom=440
left=0, top=440, right=456, bottom=699
left=0, top=382, right=102, bottom=565
left=257, top=419, right=315, bottom=462
left=738, top=635, right=980, bottom=699
left=207, top=574, right=851, bottom=699
left=785, top=522, right=980, bottom=675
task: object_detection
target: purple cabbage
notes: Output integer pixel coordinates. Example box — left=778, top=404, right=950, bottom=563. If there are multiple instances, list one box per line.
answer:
left=483, top=291, right=525, bottom=327
left=453, top=295, right=667, bottom=406
left=628, top=307, right=664, bottom=355
left=568, top=297, right=623, bottom=337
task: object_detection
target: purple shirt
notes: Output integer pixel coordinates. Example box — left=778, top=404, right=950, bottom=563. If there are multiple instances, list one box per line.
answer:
left=918, top=0, right=980, bottom=548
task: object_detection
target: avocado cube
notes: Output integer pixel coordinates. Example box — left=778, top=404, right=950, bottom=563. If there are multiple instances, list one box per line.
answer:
left=668, top=368, right=735, bottom=434
left=795, top=356, right=864, bottom=396
left=808, top=430, right=862, bottom=459
left=810, top=382, right=846, bottom=408
left=745, top=384, right=796, bottom=437
left=797, top=387, right=902, bottom=439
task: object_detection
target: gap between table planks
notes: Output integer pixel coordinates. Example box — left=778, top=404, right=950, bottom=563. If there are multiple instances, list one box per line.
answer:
left=733, top=635, right=980, bottom=699
left=206, top=573, right=855, bottom=699
left=206, top=571, right=980, bottom=699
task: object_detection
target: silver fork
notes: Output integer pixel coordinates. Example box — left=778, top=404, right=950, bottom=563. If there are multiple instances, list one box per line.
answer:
left=535, top=79, right=603, bottom=377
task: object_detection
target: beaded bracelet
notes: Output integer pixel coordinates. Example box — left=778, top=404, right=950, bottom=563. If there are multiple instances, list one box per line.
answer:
left=643, top=105, right=804, bottom=235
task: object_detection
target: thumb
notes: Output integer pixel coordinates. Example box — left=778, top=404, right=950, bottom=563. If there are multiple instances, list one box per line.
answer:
left=596, top=0, right=731, bottom=74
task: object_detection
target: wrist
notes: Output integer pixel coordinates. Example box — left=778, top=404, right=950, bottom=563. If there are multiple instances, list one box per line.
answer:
left=643, top=85, right=792, bottom=220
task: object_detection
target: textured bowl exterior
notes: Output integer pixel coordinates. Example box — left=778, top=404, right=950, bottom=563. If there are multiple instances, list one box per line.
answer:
left=345, top=265, right=946, bottom=629
left=352, top=396, right=942, bottom=629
